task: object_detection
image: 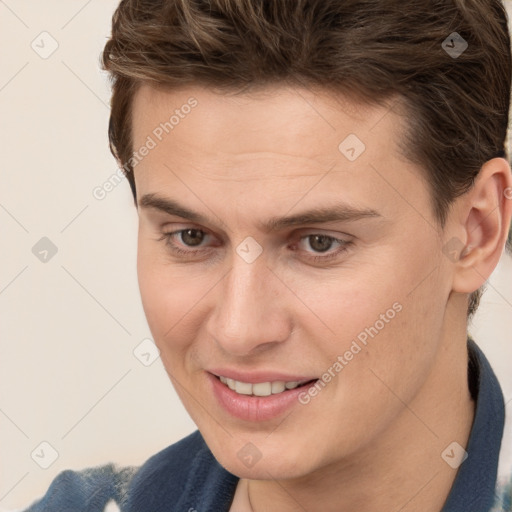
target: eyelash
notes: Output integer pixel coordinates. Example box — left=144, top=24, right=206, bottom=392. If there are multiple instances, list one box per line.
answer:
left=157, top=229, right=352, bottom=263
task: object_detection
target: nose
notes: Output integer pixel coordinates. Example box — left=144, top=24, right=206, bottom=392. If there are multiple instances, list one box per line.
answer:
left=206, top=253, right=293, bottom=356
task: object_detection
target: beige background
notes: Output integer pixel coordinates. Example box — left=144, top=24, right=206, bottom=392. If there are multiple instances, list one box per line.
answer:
left=0, top=2, right=511, bottom=510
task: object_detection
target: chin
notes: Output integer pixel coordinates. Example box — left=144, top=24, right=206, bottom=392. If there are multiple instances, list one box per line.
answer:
left=219, top=453, right=313, bottom=481
left=204, top=432, right=322, bottom=480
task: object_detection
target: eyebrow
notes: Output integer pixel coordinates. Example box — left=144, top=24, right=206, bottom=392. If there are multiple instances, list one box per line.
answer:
left=138, top=193, right=381, bottom=232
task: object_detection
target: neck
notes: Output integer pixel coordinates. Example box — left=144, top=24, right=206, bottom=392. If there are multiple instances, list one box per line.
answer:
left=238, top=303, right=475, bottom=512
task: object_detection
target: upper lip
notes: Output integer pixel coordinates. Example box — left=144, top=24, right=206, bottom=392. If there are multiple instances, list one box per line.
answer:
left=208, top=369, right=317, bottom=383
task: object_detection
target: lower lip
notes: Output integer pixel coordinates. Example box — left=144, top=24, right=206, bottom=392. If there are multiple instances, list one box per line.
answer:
left=208, top=373, right=316, bottom=422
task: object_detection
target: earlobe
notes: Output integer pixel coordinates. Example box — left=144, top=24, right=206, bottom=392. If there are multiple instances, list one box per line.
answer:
left=451, top=157, right=512, bottom=294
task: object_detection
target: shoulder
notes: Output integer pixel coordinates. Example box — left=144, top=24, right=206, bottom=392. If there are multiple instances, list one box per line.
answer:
left=130, top=429, right=208, bottom=480
left=491, top=472, right=512, bottom=511
left=123, top=429, right=208, bottom=498
left=23, top=431, right=238, bottom=512
left=23, top=463, right=137, bottom=511
left=123, top=430, right=238, bottom=511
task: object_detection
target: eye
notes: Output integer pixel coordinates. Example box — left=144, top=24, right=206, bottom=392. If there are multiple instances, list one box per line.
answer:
left=157, top=228, right=214, bottom=258
left=295, top=233, right=352, bottom=262
left=157, top=227, right=352, bottom=263
left=304, top=234, right=337, bottom=252
left=178, top=228, right=206, bottom=247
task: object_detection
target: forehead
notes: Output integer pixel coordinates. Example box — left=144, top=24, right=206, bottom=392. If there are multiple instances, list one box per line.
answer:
left=131, top=83, right=402, bottom=162
left=129, top=84, right=430, bottom=227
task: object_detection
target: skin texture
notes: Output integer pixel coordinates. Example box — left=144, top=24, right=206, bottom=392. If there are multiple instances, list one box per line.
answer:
left=131, top=84, right=512, bottom=512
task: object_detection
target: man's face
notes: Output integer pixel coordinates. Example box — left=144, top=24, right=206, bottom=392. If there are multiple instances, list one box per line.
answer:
left=132, top=84, right=454, bottom=479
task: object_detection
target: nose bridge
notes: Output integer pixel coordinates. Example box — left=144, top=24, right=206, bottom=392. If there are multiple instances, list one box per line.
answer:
left=208, top=253, right=289, bottom=355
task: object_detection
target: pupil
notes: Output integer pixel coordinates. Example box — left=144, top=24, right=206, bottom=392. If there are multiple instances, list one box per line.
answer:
left=309, top=235, right=332, bottom=252
left=182, top=229, right=204, bottom=246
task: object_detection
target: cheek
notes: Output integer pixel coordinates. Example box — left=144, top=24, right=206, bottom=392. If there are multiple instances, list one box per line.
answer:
left=291, top=237, right=447, bottom=391
left=281, top=251, right=415, bottom=347
left=136, top=238, right=204, bottom=354
left=338, top=250, right=448, bottom=404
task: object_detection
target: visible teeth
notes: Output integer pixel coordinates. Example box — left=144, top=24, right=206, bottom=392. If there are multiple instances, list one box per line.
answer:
left=235, top=381, right=253, bottom=395
left=218, top=376, right=309, bottom=396
left=252, top=382, right=272, bottom=397
left=271, top=381, right=285, bottom=394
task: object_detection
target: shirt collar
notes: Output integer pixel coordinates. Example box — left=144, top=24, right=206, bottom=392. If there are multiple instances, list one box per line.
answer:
left=441, top=338, right=505, bottom=511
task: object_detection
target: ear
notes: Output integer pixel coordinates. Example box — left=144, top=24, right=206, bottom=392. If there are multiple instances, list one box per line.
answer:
left=451, top=157, right=512, bottom=294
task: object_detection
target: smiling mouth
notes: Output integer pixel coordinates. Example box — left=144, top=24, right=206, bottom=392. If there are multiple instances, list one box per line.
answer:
left=216, top=375, right=317, bottom=397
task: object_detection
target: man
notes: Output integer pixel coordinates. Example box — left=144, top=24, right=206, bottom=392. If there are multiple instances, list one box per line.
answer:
left=25, top=0, right=512, bottom=511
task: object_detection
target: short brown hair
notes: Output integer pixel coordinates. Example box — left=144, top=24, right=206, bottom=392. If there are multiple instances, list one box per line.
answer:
left=102, top=0, right=511, bottom=317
